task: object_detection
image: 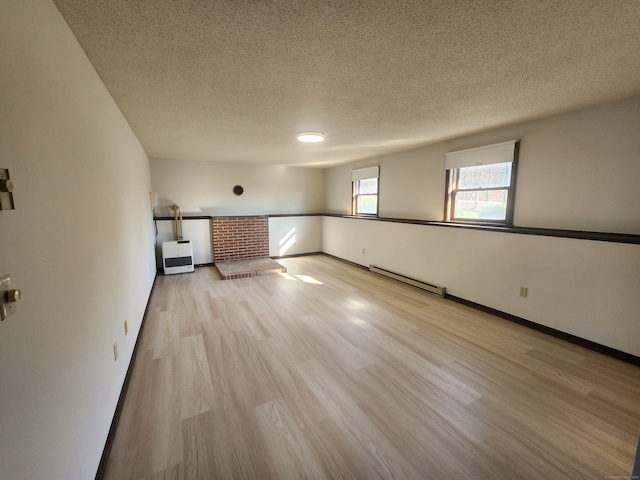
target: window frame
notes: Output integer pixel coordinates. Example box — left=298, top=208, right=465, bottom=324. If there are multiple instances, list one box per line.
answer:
left=444, top=140, right=520, bottom=226
left=352, top=177, right=379, bottom=216
left=351, top=166, right=380, bottom=216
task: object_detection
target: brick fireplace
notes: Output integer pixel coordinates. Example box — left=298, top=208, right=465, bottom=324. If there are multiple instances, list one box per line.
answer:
left=212, top=216, right=269, bottom=263
left=211, top=215, right=286, bottom=280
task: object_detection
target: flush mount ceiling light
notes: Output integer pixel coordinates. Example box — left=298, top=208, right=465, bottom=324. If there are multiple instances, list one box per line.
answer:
left=297, top=132, right=325, bottom=143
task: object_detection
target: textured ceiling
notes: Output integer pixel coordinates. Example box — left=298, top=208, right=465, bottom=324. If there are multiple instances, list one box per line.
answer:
left=52, top=0, right=640, bottom=167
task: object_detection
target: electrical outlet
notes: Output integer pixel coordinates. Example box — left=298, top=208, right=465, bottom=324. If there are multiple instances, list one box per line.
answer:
left=362, top=248, right=366, bottom=254
left=113, top=342, right=118, bottom=361
left=519, top=286, right=528, bottom=298
left=124, top=319, right=128, bottom=335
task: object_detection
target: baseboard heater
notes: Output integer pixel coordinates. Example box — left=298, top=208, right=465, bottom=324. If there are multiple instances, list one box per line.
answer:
left=369, top=264, right=446, bottom=297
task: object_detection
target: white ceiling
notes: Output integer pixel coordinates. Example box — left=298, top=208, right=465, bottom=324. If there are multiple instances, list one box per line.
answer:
left=52, top=0, right=640, bottom=167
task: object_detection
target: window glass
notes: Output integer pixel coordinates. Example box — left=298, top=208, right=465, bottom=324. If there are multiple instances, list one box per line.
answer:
left=458, top=163, right=512, bottom=189
left=357, top=178, right=378, bottom=194
left=446, top=161, right=516, bottom=224
left=453, top=189, right=509, bottom=220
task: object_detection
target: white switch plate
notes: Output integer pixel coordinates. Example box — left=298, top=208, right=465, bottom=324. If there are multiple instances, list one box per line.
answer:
left=0, top=169, right=15, bottom=210
left=0, top=274, right=17, bottom=320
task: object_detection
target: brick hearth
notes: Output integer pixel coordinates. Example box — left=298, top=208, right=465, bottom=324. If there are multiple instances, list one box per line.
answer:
left=215, top=258, right=286, bottom=280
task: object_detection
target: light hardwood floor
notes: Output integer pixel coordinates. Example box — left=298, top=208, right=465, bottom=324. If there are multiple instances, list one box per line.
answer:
left=104, top=254, right=640, bottom=479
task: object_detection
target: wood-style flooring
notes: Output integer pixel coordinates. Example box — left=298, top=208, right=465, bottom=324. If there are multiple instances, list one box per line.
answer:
left=103, top=254, right=640, bottom=479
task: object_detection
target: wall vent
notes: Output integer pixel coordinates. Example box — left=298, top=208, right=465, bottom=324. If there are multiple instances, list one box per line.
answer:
left=369, top=265, right=446, bottom=297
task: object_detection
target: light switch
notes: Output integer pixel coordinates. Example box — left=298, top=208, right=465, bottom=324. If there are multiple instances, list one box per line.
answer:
left=1, top=274, right=21, bottom=320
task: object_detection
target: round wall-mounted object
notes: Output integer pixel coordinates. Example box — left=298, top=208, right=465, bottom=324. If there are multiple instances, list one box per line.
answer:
left=233, top=185, right=244, bottom=196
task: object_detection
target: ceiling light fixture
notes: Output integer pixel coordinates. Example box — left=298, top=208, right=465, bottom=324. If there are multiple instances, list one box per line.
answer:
left=297, top=132, right=325, bottom=143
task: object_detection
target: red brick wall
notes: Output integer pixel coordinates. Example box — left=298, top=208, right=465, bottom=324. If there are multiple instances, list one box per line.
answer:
left=212, top=216, right=269, bottom=262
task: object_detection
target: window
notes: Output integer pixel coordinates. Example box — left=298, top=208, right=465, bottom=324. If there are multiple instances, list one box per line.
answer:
left=444, top=140, right=519, bottom=225
left=352, top=166, right=379, bottom=215
left=354, top=177, right=378, bottom=214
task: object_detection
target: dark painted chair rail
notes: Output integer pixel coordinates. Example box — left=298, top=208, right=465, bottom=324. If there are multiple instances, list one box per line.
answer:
left=155, top=214, right=640, bottom=245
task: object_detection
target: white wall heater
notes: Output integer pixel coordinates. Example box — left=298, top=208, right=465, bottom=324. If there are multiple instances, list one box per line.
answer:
left=369, top=264, right=446, bottom=297
left=162, top=240, right=194, bottom=275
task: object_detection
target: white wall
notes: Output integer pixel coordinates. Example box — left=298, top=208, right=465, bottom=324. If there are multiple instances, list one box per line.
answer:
left=323, top=97, right=640, bottom=357
left=269, top=216, right=323, bottom=257
left=152, top=216, right=324, bottom=266
left=0, top=1, right=155, bottom=479
left=150, top=157, right=324, bottom=216
left=150, top=157, right=326, bottom=260
left=323, top=217, right=640, bottom=356
left=326, top=96, right=640, bottom=234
